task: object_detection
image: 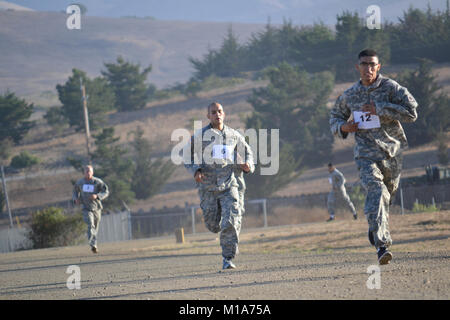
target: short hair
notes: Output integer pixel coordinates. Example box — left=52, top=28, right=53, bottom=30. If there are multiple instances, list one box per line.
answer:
left=358, top=49, right=379, bottom=60
left=84, top=165, right=93, bottom=172
left=207, top=102, right=222, bottom=113
left=328, top=163, right=333, bottom=167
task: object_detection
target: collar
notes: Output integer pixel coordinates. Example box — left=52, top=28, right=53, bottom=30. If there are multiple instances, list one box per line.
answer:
left=357, top=74, right=385, bottom=91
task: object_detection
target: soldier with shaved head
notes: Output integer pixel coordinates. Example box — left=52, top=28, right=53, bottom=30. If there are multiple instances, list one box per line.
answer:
left=72, top=165, right=109, bottom=254
left=185, top=102, right=254, bottom=269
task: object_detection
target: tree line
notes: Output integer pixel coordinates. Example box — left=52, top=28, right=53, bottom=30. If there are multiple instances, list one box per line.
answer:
left=190, top=5, right=450, bottom=83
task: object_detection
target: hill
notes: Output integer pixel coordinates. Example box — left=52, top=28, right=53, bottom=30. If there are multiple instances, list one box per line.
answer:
left=0, top=10, right=264, bottom=101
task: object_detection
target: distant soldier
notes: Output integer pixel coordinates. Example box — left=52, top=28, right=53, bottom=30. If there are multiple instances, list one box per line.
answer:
left=330, top=49, right=418, bottom=265
left=326, top=163, right=357, bottom=222
left=185, top=102, right=254, bottom=269
left=72, top=165, right=109, bottom=254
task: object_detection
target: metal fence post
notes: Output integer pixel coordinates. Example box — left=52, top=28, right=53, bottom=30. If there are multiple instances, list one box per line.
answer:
left=191, top=207, right=196, bottom=234
left=263, top=199, right=268, bottom=228
left=400, top=188, right=404, bottom=215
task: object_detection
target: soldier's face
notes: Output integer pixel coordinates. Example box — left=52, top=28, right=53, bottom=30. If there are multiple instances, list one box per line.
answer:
left=356, top=56, right=381, bottom=85
left=84, top=167, right=93, bottom=180
left=207, top=104, right=225, bottom=128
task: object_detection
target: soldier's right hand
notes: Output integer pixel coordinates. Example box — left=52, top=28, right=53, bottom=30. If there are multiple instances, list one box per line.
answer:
left=194, top=170, right=204, bottom=183
left=341, top=121, right=359, bottom=133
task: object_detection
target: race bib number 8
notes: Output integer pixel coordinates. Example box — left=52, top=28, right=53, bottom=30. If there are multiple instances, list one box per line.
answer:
left=212, top=145, right=234, bottom=161
left=353, top=111, right=381, bottom=129
left=82, top=184, right=94, bottom=193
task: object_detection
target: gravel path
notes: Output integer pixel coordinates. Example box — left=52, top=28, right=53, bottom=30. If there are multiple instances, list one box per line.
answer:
left=0, top=211, right=449, bottom=301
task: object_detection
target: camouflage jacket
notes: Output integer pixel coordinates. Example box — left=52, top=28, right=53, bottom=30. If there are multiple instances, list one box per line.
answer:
left=185, top=124, right=255, bottom=192
left=72, top=176, right=109, bottom=212
left=330, top=74, right=418, bottom=160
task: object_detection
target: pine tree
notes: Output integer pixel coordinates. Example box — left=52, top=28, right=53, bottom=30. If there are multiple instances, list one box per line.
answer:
left=101, top=56, right=152, bottom=111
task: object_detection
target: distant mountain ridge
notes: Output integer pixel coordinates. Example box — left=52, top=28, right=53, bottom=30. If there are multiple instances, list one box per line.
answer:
left=0, top=10, right=263, bottom=99
left=4, top=0, right=448, bottom=24
left=0, top=0, right=33, bottom=11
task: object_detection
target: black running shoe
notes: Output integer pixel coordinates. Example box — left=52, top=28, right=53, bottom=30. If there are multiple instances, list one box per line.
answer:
left=377, top=247, right=392, bottom=265
left=326, top=217, right=335, bottom=222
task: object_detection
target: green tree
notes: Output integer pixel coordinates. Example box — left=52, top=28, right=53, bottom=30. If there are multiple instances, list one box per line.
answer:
left=190, top=27, right=244, bottom=80
left=44, top=106, right=69, bottom=135
left=129, top=126, right=176, bottom=200
left=0, top=91, right=34, bottom=146
left=28, top=207, right=85, bottom=249
left=245, top=63, right=334, bottom=198
left=56, top=69, right=115, bottom=131
left=247, top=63, right=334, bottom=165
left=102, top=56, right=152, bottom=111
left=389, top=5, right=450, bottom=64
left=245, top=143, right=303, bottom=199
left=91, top=127, right=135, bottom=209
left=395, top=59, right=450, bottom=146
left=10, top=151, right=41, bottom=169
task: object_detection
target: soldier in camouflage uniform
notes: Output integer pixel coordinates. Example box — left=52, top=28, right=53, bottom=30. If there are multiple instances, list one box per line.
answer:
left=185, top=102, right=254, bottom=269
left=330, top=49, right=418, bottom=265
left=73, top=165, right=109, bottom=254
left=326, top=163, right=357, bottom=222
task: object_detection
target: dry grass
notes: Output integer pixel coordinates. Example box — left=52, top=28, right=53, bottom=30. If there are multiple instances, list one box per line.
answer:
left=113, top=210, right=450, bottom=259
left=238, top=210, right=450, bottom=255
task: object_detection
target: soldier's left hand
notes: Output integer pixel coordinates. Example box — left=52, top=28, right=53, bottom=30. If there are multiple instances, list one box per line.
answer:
left=362, top=102, right=377, bottom=115
left=90, top=194, right=98, bottom=200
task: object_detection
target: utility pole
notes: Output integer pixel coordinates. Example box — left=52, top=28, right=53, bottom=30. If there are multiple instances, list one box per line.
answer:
left=80, top=77, right=91, bottom=164
left=1, top=165, right=13, bottom=228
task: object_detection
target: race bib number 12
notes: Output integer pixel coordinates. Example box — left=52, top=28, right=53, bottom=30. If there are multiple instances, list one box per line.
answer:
left=353, top=111, right=381, bottom=129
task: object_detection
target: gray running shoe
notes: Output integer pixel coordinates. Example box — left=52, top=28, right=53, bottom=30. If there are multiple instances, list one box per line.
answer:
left=222, top=258, right=236, bottom=269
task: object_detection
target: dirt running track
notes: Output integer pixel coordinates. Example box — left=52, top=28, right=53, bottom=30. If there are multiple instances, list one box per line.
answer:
left=0, top=211, right=449, bottom=301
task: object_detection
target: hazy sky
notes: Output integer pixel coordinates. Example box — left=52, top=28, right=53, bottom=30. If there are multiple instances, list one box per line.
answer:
left=5, top=0, right=449, bottom=25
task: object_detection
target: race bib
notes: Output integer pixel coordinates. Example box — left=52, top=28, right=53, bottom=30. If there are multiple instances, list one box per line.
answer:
left=328, top=177, right=333, bottom=185
left=82, top=184, right=94, bottom=193
left=212, top=144, right=234, bottom=161
left=353, top=111, right=380, bottom=129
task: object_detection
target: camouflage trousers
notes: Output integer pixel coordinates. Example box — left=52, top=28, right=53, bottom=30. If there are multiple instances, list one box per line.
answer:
left=356, top=155, right=402, bottom=249
left=199, top=186, right=242, bottom=260
left=327, top=187, right=357, bottom=217
left=82, top=209, right=102, bottom=248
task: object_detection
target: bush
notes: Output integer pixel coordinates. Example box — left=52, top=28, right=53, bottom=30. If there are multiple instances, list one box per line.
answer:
left=412, top=200, right=440, bottom=213
left=348, top=184, right=366, bottom=212
left=28, top=207, right=85, bottom=249
left=10, top=151, right=41, bottom=169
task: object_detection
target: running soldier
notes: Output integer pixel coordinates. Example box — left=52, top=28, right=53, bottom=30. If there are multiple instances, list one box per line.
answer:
left=73, top=165, right=110, bottom=254
left=330, top=49, right=418, bottom=265
left=326, top=163, right=357, bottom=222
left=185, top=102, right=254, bottom=269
